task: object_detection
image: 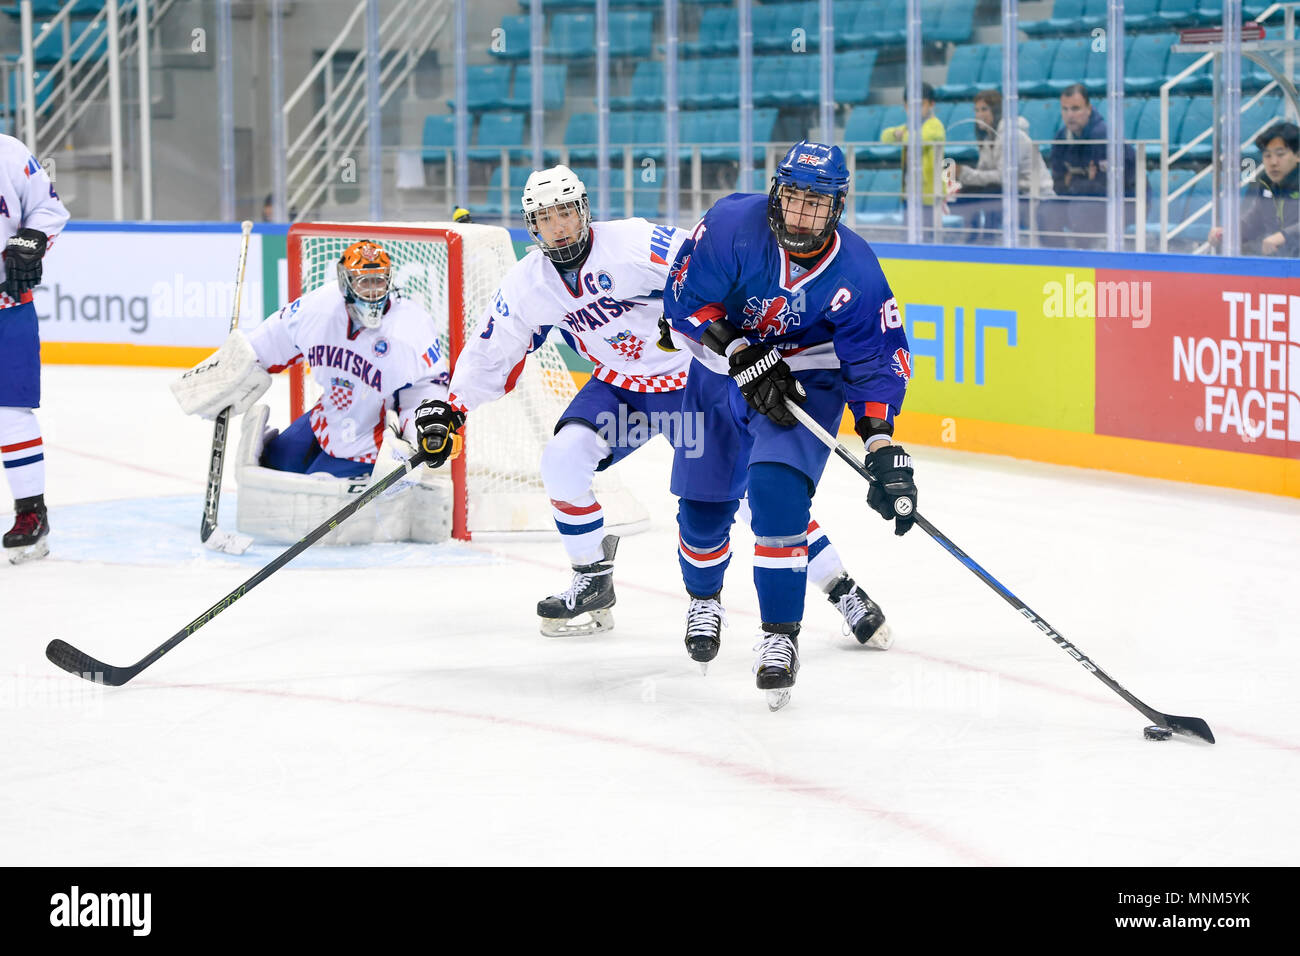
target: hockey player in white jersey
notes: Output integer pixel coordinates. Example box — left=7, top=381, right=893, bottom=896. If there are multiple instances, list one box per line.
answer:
left=172, top=239, right=454, bottom=543
left=412, top=166, right=893, bottom=650
left=0, top=134, right=70, bottom=564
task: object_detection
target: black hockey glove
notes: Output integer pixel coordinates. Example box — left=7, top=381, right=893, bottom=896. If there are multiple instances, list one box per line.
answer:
left=413, top=399, right=465, bottom=468
left=3, top=228, right=48, bottom=299
left=865, top=443, right=917, bottom=536
left=729, top=346, right=806, bottom=427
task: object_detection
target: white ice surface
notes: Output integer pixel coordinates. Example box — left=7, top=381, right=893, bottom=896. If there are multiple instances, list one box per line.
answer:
left=2, top=366, right=1298, bottom=866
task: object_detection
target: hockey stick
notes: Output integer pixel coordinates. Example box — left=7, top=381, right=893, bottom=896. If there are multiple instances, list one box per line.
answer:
left=46, top=451, right=433, bottom=687
left=785, top=399, right=1215, bottom=744
left=200, top=220, right=256, bottom=555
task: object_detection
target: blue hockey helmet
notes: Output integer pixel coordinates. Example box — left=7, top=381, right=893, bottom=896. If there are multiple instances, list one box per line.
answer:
left=767, top=140, right=850, bottom=254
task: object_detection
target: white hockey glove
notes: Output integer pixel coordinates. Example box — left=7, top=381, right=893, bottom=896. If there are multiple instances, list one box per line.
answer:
left=170, top=329, right=272, bottom=420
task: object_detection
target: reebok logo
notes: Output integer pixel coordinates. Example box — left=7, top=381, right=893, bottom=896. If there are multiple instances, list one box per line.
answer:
left=50, top=886, right=151, bottom=936
left=7, top=237, right=39, bottom=250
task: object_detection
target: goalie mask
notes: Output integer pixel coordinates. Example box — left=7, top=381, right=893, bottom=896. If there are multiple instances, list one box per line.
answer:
left=767, top=140, right=849, bottom=255
left=521, top=165, right=592, bottom=267
left=337, top=240, right=393, bottom=329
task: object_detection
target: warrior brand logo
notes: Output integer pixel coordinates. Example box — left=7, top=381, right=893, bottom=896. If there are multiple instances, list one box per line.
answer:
left=649, top=224, right=677, bottom=264
left=741, top=295, right=799, bottom=340
left=50, top=886, right=151, bottom=936
left=669, top=254, right=691, bottom=300
left=605, top=329, right=645, bottom=361
left=891, top=348, right=913, bottom=380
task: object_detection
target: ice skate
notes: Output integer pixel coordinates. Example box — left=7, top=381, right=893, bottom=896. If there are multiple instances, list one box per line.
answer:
left=826, top=572, right=892, bottom=649
left=753, top=624, right=800, bottom=711
left=683, top=592, right=726, bottom=674
left=537, top=535, right=618, bottom=637
left=4, top=498, right=49, bottom=565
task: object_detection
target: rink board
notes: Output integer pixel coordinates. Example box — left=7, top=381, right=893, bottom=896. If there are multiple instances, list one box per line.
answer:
left=32, top=223, right=1300, bottom=497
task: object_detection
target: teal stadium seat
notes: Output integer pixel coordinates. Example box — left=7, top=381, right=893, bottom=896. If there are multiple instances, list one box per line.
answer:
left=1082, top=43, right=1108, bottom=95
left=1045, top=37, right=1090, bottom=93
left=449, top=65, right=511, bottom=113
left=1178, top=96, right=1216, bottom=160
left=1157, top=0, right=1201, bottom=28
left=844, top=104, right=887, bottom=161
left=550, top=14, right=595, bottom=59
left=868, top=5, right=906, bottom=47
left=929, top=0, right=976, bottom=45
left=612, top=60, right=662, bottom=110
left=839, top=1, right=875, bottom=48
left=1125, top=33, right=1176, bottom=94
left=859, top=168, right=903, bottom=222
left=684, top=8, right=737, bottom=56
left=937, top=44, right=986, bottom=100
left=506, top=64, right=567, bottom=111
left=1020, top=98, right=1064, bottom=152
left=609, top=12, right=653, bottom=59
left=489, top=15, right=531, bottom=61
left=422, top=114, right=455, bottom=163
left=939, top=101, right=978, bottom=163
left=1017, top=39, right=1060, bottom=98
left=975, top=44, right=1003, bottom=93
left=1, top=0, right=60, bottom=19
left=1024, top=0, right=1084, bottom=37
left=1124, top=0, right=1163, bottom=30
left=1080, top=0, right=1108, bottom=28
left=470, top=112, right=526, bottom=161
left=1164, top=37, right=1213, bottom=93
left=471, top=165, right=533, bottom=218
left=835, top=49, right=878, bottom=104
left=862, top=104, right=906, bottom=162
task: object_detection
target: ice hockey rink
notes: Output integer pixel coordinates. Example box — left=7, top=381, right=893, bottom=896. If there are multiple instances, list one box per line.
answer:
left=3, top=365, right=1298, bottom=867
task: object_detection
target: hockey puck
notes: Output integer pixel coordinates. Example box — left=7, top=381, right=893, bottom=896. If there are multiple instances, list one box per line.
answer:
left=1143, top=725, right=1173, bottom=741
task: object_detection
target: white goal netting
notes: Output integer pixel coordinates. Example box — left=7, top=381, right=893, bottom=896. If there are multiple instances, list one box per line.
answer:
left=289, top=221, right=648, bottom=537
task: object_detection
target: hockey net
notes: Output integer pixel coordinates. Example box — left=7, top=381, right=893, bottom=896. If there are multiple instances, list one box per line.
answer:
left=286, top=221, right=648, bottom=539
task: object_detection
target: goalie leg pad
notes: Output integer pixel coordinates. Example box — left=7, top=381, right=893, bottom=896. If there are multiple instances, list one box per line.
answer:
left=170, top=329, right=272, bottom=420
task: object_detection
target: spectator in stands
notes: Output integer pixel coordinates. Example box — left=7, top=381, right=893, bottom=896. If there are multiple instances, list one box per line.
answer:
left=880, top=82, right=946, bottom=208
left=1209, top=121, right=1299, bottom=256
left=453, top=206, right=473, bottom=224
left=952, top=89, right=1055, bottom=243
left=1038, top=84, right=1137, bottom=248
left=262, top=194, right=298, bottom=223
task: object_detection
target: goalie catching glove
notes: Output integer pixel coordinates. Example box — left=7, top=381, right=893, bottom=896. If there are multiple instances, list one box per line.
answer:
left=864, top=443, right=917, bottom=536
left=169, top=330, right=272, bottom=420
left=413, top=399, right=465, bottom=468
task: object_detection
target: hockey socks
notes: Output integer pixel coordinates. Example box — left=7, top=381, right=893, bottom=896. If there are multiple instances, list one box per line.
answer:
left=0, top=407, right=45, bottom=501
left=677, top=498, right=738, bottom=598
left=748, top=462, right=812, bottom=627
left=550, top=495, right=606, bottom=566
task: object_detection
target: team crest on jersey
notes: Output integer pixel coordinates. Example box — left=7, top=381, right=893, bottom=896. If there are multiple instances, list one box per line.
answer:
left=596, top=270, right=614, bottom=292
left=669, top=255, right=691, bottom=299
left=604, top=329, right=645, bottom=361
left=329, top=377, right=355, bottom=411
left=741, top=295, right=800, bottom=340
left=891, top=348, right=913, bottom=381
left=373, top=338, right=389, bottom=356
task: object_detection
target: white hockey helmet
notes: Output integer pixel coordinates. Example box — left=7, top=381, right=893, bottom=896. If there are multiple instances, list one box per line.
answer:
left=521, top=165, right=591, bottom=266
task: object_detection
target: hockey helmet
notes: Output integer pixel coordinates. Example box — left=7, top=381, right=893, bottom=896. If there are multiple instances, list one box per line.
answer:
left=337, top=239, right=393, bottom=329
left=521, top=165, right=592, bottom=266
left=767, top=140, right=850, bottom=255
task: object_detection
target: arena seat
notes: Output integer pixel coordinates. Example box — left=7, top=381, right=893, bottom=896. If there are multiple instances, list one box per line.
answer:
left=1124, top=0, right=1163, bottom=30
left=470, top=112, right=527, bottom=161
left=834, top=49, right=878, bottom=104
left=471, top=165, right=533, bottom=218
left=609, top=12, right=653, bottom=59
left=489, top=15, right=531, bottom=60
left=422, top=114, right=455, bottom=163
left=1017, top=39, right=1061, bottom=98
left=929, top=0, right=976, bottom=45
left=683, top=7, right=737, bottom=56
left=936, top=44, right=986, bottom=100
left=449, top=65, right=511, bottom=113
left=1045, top=36, right=1091, bottom=94
left=550, top=13, right=595, bottom=59
left=1023, top=0, right=1084, bottom=37
left=612, top=60, right=663, bottom=110
left=1125, top=33, right=1177, bottom=93
left=506, top=64, right=567, bottom=112
left=1156, top=0, right=1201, bottom=28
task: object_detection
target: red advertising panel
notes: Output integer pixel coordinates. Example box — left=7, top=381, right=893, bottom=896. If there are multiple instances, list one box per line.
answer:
left=1096, top=269, right=1299, bottom=458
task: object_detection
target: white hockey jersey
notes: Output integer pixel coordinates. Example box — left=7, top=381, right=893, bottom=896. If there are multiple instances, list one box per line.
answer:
left=246, top=283, right=450, bottom=463
left=0, top=133, right=70, bottom=310
left=449, top=218, right=693, bottom=413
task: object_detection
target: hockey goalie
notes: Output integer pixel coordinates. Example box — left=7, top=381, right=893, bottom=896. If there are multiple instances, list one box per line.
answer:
left=171, top=239, right=453, bottom=545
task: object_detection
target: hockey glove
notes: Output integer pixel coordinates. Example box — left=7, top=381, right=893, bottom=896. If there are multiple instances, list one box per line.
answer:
left=3, top=228, right=47, bottom=299
left=729, top=346, right=806, bottom=427
left=865, top=444, right=917, bottom=536
left=413, top=399, right=465, bottom=468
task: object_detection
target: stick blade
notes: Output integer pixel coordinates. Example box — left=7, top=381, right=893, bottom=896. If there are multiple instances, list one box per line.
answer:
left=203, top=527, right=253, bottom=555
left=45, top=639, right=132, bottom=686
left=1164, top=714, right=1215, bottom=744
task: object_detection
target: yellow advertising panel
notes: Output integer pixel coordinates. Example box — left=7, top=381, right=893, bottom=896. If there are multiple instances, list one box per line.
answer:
left=879, top=259, right=1097, bottom=434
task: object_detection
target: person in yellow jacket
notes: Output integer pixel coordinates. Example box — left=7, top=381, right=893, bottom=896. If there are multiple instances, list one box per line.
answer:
left=880, top=82, right=947, bottom=207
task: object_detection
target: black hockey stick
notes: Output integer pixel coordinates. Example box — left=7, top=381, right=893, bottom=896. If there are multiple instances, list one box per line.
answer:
left=200, top=220, right=255, bottom=554
left=46, top=451, right=433, bottom=687
left=785, top=400, right=1215, bottom=744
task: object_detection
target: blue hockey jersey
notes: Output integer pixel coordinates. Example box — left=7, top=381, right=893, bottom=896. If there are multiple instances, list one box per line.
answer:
left=664, top=193, right=910, bottom=425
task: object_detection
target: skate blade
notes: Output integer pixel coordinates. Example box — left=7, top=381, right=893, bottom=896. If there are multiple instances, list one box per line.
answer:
left=538, top=608, right=614, bottom=638
left=7, top=538, right=50, bottom=565
left=864, top=623, right=893, bottom=650
left=765, top=688, right=792, bottom=712
left=698, top=662, right=709, bottom=676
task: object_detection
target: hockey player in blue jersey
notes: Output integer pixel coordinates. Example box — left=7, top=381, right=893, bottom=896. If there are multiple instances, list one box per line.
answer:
left=664, top=140, right=917, bottom=709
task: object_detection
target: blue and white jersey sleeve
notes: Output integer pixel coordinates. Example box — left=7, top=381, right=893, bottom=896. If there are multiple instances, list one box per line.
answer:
left=663, top=215, right=740, bottom=347
left=829, top=278, right=910, bottom=427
